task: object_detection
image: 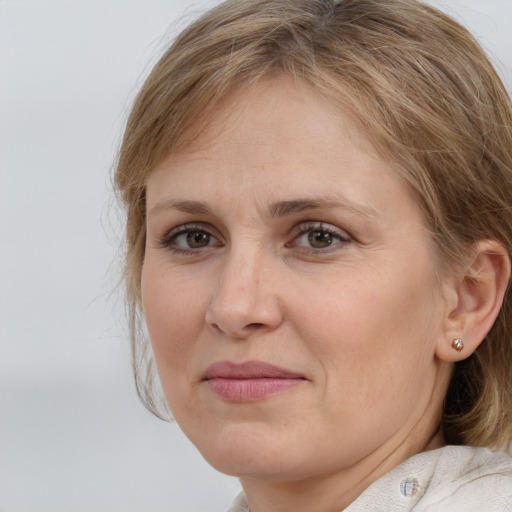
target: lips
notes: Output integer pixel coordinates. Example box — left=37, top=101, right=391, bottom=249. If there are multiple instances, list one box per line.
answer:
left=203, top=361, right=306, bottom=402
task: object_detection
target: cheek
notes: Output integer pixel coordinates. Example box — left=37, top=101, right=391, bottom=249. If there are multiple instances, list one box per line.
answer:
left=287, top=265, right=441, bottom=397
left=141, top=263, right=209, bottom=376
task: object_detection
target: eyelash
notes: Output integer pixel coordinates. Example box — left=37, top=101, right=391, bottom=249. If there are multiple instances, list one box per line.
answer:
left=158, top=221, right=351, bottom=255
left=287, top=222, right=351, bottom=253
left=159, top=223, right=222, bottom=255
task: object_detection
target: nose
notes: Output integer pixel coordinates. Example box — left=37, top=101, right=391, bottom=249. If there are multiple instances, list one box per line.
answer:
left=205, top=247, right=284, bottom=339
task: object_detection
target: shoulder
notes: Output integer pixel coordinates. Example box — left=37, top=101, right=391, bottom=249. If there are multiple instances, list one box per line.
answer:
left=417, top=445, right=512, bottom=511
left=345, top=445, right=512, bottom=512
left=225, top=492, right=250, bottom=512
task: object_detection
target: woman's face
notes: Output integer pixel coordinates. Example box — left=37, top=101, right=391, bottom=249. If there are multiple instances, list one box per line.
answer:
left=142, top=79, right=452, bottom=483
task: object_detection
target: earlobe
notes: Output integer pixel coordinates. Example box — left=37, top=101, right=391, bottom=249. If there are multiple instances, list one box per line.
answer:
left=436, top=240, right=511, bottom=362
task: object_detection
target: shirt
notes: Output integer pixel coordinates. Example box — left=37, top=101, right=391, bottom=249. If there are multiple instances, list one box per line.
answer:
left=226, top=445, right=512, bottom=511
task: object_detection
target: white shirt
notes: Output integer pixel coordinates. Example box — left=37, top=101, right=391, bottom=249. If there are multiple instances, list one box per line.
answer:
left=226, top=445, right=512, bottom=511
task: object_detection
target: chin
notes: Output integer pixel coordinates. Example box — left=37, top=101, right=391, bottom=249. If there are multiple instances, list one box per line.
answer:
left=185, top=420, right=303, bottom=479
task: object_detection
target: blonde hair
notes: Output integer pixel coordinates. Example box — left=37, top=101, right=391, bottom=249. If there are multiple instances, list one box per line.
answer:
left=115, top=0, right=512, bottom=450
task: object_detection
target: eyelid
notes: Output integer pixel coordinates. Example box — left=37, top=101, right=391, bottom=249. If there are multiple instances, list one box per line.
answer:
left=286, top=221, right=352, bottom=251
left=155, top=220, right=351, bottom=255
left=159, top=222, right=223, bottom=250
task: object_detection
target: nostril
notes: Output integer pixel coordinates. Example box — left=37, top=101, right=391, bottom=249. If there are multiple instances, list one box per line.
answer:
left=246, top=323, right=265, bottom=329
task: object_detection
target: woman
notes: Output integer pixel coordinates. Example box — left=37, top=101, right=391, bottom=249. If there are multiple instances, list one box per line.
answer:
left=115, top=0, right=512, bottom=510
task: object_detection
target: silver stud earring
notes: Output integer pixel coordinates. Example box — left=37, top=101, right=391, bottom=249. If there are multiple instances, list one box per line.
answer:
left=451, top=338, right=464, bottom=352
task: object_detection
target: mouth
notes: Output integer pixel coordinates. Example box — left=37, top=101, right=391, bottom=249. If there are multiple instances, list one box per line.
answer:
left=202, top=361, right=307, bottom=402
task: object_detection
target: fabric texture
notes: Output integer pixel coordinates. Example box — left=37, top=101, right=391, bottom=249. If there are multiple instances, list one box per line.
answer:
left=226, top=445, right=512, bottom=511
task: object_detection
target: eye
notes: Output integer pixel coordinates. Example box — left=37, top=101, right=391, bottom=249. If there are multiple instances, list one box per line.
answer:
left=160, top=224, right=221, bottom=253
left=179, top=230, right=212, bottom=249
left=307, top=229, right=335, bottom=249
left=288, top=222, right=350, bottom=251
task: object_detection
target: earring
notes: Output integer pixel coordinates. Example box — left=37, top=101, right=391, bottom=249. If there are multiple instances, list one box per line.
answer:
left=451, top=338, right=464, bottom=352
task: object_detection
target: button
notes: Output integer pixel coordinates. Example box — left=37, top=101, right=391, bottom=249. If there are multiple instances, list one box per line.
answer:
left=400, top=478, right=419, bottom=497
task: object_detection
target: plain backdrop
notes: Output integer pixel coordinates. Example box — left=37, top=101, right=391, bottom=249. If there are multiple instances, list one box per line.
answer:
left=1, top=1, right=511, bottom=511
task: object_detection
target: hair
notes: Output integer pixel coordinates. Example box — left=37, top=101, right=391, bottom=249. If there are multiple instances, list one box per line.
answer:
left=114, top=0, right=512, bottom=450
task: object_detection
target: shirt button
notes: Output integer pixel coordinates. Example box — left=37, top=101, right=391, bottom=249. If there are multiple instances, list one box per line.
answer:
left=400, top=478, right=419, bottom=497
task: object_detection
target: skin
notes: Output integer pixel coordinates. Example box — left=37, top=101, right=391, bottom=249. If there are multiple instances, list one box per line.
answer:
left=141, top=78, right=455, bottom=512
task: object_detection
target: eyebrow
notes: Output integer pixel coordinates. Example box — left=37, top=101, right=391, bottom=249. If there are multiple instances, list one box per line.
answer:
left=149, top=200, right=212, bottom=216
left=268, top=198, right=376, bottom=219
left=149, top=197, right=377, bottom=220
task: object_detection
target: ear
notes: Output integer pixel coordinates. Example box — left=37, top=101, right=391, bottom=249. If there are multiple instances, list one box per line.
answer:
left=436, top=239, right=511, bottom=362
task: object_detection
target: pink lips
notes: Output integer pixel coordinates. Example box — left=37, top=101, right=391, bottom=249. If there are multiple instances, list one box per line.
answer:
left=203, top=361, right=306, bottom=402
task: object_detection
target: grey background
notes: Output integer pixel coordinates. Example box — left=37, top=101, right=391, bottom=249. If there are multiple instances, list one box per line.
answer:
left=1, top=1, right=511, bottom=511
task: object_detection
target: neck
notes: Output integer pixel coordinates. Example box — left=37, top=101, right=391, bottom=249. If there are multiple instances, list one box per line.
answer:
left=241, top=423, right=445, bottom=512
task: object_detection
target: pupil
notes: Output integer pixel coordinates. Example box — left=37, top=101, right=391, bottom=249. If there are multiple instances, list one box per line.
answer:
left=308, top=230, right=332, bottom=248
left=187, top=231, right=210, bottom=248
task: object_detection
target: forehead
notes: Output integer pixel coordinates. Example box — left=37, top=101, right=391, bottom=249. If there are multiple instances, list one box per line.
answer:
left=150, top=78, right=397, bottom=196
left=146, top=78, right=429, bottom=241
left=170, top=78, right=376, bottom=165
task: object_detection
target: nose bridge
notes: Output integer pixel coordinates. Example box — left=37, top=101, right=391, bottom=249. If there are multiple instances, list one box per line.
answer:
left=216, top=244, right=260, bottom=306
left=206, top=238, right=282, bottom=337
